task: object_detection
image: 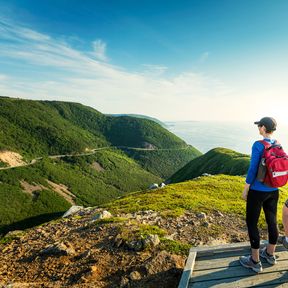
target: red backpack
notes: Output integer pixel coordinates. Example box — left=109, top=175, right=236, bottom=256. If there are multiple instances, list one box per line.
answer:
left=257, top=140, right=288, bottom=187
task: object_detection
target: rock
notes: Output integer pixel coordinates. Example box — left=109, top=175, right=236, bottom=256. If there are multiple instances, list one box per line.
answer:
left=196, top=212, right=207, bottom=219
left=202, top=173, right=211, bottom=176
left=163, top=233, right=176, bottom=240
left=62, top=205, right=84, bottom=218
left=135, top=215, right=141, bottom=221
left=74, top=250, right=90, bottom=260
left=142, top=234, right=160, bottom=248
left=120, top=277, right=130, bottom=287
left=40, top=241, right=75, bottom=256
left=202, top=221, right=210, bottom=227
left=215, top=211, right=224, bottom=217
left=231, top=234, right=242, bottom=242
left=145, top=251, right=184, bottom=275
left=126, top=240, right=143, bottom=251
left=149, top=183, right=159, bottom=190
left=129, top=270, right=141, bottom=281
left=114, top=234, right=124, bottom=248
left=92, top=210, right=112, bottom=221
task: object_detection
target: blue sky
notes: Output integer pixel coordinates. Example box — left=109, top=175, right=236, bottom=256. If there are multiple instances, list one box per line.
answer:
left=0, top=0, right=288, bottom=122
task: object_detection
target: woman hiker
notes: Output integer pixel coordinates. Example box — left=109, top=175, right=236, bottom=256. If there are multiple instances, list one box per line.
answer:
left=240, top=117, right=279, bottom=273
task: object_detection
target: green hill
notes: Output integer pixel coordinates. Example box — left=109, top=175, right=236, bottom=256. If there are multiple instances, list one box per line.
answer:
left=0, top=98, right=108, bottom=158
left=0, top=149, right=161, bottom=234
left=0, top=97, right=201, bottom=178
left=0, top=96, right=201, bottom=233
left=168, top=147, right=250, bottom=183
left=107, top=113, right=167, bottom=127
left=106, top=174, right=287, bottom=225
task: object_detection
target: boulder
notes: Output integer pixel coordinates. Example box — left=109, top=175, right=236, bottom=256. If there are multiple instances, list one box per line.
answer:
left=120, top=277, right=130, bottom=287
left=215, top=211, right=224, bottom=217
left=145, top=251, right=184, bottom=275
left=202, top=221, right=210, bottom=227
left=129, top=271, right=142, bottom=281
left=149, top=183, right=159, bottom=190
left=40, top=241, right=75, bottom=256
left=142, top=234, right=160, bottom=248
left=196, top=212, right=207, bottom=219
left=92, top=210, right=112, bottom=221
left=126, top=240, right=143, bottom=251
left=202, top=173, right=211, bottom=177
left=62, top=206, right=84, bottom=218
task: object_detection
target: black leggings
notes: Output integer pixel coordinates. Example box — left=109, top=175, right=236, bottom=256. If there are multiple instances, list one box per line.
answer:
left=246, top=189, right=279, bottom=249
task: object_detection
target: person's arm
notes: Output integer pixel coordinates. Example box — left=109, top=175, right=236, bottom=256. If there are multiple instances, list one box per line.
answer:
left=242, top=183, right=250, bottom=200
left=242, top=141, right=263, bottom=200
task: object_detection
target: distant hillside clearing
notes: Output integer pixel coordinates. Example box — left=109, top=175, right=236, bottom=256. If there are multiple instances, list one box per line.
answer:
left=0, top=151, right=26, bottom=167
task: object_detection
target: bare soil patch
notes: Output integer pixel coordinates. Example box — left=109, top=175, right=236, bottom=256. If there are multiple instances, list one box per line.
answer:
left=20, top=181, right=46, bottom=196
left=47, top=180, right=76, bottom=205
left=0, top=151, right=26, bottom=167
left=91, top=161, right=105, bottom=172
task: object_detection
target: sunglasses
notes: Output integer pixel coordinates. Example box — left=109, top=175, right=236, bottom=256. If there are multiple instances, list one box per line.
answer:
left=258, top=124, right=263, bottom=127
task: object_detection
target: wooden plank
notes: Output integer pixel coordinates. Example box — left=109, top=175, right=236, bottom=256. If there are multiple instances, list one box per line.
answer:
left=191, top=241, right=288, bottom=256
left=194, top=248, right=252, bottom=261
left=194, top=251, right=288, bottom=271
left=189, top=270, right=288, bottom=288
left=178, top=251, right=197, bottom=288
left=190, top=241, right=258, bottom=256
left=191, top=260, right=288, bottom=282
left=179, top=242, right=288, bottom=287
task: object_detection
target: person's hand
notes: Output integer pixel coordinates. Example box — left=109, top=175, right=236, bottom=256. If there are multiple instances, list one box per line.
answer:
left=242, top=183, right=250, bottom=201
left=242, top=188, right=249, bottom=201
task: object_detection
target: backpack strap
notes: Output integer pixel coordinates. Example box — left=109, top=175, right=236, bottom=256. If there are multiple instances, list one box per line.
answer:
left=258, top=140, right=272, bottom=150
left=258, top=140, right=282, bottom=150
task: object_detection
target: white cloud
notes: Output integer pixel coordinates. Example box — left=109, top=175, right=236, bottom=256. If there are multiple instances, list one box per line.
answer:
left=0, top=17, right=237, bottom=121
left=92, top=39, right=108, bottom=61
left=141, top=64, right=168, bottom=76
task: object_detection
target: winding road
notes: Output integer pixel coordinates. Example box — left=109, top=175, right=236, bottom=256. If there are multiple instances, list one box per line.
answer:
left=0, top=145, right=191, bottom=171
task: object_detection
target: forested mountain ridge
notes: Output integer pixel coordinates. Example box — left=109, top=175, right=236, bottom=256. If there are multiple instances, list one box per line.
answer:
left=0, top=96, right=200, bottom=233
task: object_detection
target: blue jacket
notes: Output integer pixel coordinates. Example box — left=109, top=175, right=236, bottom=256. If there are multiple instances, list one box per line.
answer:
left=246, top=138, right=278, bottom=192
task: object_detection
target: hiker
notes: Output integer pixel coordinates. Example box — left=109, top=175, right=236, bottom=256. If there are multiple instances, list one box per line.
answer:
left=282, top=201, right=288, bottom=249
left=240, top=117, right=279, bottom=273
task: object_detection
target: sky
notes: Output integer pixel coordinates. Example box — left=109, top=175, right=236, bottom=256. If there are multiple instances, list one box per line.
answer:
left=0, top=0, right=288, bottom=123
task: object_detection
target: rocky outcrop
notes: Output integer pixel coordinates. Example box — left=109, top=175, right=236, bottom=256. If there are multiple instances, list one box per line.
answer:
left=0, top=207, right=249, bottom=287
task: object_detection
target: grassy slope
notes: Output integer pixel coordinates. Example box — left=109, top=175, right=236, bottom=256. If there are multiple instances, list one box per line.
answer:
left=0, top=149, right=161, bottom=234
left=0, top=98, right=108, bottom=158
left=168, top=147, right=250, bottom=183
left=106, top=174, right=288, bottom=225
left=41, top=100, right=202, bottom=177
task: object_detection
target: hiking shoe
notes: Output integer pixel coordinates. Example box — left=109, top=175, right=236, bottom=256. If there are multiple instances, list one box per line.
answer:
left=260, top=247, right=277, bottom=265
left=282, top=236, right=288, bottom=250
left=239, top=255, right=263, bottom=273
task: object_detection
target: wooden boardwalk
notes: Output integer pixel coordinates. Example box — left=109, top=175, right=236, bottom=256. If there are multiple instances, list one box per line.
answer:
left=178, top=242, right=288, bottom=288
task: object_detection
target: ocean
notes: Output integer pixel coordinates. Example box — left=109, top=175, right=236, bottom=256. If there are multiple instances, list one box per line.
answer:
left=165, top=121, right=288, bottom=155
